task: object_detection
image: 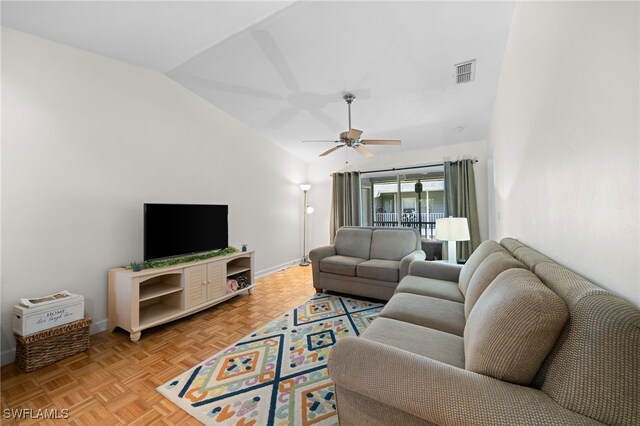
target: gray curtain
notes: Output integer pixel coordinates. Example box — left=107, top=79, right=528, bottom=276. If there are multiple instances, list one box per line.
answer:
left=444, top=160, right=481, bottom=260
left=330, top=172, right=361, bottom=243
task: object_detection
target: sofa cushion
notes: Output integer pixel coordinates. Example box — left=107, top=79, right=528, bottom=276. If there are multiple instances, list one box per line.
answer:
left=357, top=259, right=400, bottom=282
left=380, top=293, right=466, bottom=336
left=458, top=240, right=507, bottom=297
left=464, top=252, right=526, bottom=318
left=361, top=317, right=465, bottom=368
left=369, top=229, right=418, bottom=261
left=334, top=227, right=373, bottom=259
left=320, top=255, right=367, bottom=276
left=408, top=260, right=462, bottom=283
left=512, top=247, right=554, bottom=272
left=395, top=275, right=464, bottom=303
left=500, top=237, right=526, bottom=254
left=464, top=268, right=569, bottom=385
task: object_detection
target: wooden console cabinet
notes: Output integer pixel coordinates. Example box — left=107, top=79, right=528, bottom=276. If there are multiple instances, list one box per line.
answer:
left=108, top=251, right=254, bottom=342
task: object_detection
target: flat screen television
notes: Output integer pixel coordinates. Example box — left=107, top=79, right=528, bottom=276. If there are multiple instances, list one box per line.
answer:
left=144, top=203, right=228, bottom=261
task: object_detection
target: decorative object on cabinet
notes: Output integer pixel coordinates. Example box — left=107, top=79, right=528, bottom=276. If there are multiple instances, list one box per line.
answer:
left=126, top=247, right=239, bottom=272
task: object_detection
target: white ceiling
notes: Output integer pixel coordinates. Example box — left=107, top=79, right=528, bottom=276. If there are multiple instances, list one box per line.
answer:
left=1, top=1, right=515, bottom=163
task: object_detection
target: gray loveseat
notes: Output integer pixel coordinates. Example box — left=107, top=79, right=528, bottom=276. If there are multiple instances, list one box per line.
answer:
left=309, top=226, right=425, bottom=301
left=329, top=238, right=639, bottom=425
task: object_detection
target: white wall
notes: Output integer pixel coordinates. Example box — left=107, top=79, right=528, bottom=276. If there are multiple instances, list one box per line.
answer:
left=488, top=2, right=639, bottom=306
left=1, top=28, right=308, bottom=363
left=307, top=139, right=489, bottom=250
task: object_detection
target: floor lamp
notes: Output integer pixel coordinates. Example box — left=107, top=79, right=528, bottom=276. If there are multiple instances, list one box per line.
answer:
left=435, top=217, right=470, bottom=264
left=300, top=184, right=312, bottom=266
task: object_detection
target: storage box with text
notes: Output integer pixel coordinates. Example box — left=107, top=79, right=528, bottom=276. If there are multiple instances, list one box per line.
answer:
left=13, top=295, right=85, bottom=336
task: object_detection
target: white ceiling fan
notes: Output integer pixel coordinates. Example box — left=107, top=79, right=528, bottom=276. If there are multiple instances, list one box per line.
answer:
left=303, top=93, right=401, bottom=158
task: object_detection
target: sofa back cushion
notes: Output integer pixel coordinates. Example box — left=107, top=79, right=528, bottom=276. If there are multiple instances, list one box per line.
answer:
left=464, top=252, right=526, bottom=319
left=499, top=237, right=526, bottom=254
left=464, top=268, right=569, bottom=386
left=531, top=262, right=640, bottom=425
left=458, top=240, right=506, bottom=296
left=369, top=229, right=419, bottom=261
left=334, top=227, right=373, bottom=259
left=501, top=238, right=554, bottom=273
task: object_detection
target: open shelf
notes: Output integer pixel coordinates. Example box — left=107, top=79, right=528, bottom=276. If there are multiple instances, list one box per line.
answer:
left=227, top=265, right=251, bottom=276
left=227, top=257, right=251, bottom=276
left=139, top=273, right=182, bottom=302
left=139, top=302, right=184, bottom=328
left=139, top=283, right=182, bottom=302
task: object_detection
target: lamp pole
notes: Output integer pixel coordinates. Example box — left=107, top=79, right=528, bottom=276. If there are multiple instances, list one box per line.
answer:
left=300, top=184, right=311, bottom=266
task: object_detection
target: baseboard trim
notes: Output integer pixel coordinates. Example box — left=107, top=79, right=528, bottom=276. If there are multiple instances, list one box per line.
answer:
left=1, top=348, right=15, bottom=366
left=255, top=259, right=302, bottom=278
left=90, top=318, right=108, bottom=335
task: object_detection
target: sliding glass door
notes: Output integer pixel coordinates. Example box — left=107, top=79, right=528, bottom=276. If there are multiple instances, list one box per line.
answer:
left=361, top=168, right=445, bottom=239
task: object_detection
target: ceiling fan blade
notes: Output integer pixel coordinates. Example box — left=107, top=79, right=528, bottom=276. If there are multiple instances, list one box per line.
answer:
left=192, top=77, right=283, bottom=100
left=347, top=129, right=363, bottom=140
left=302, top=140, right=340, bottom=143
left=264, top=107, right=298, bottom=128
left=361, top=139, right=402, bottom=146
left=309, top=109, right=342, bottom=132
left=251, top=30, right=301, bottom=93
left=320, top=145, right=345, bottom=156
left=354, top=145, right=374, bottom=158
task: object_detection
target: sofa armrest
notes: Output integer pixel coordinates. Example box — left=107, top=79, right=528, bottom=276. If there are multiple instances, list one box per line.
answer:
left=408, top=260, right=462, bottom=282
left=309, top=245, right=336, bottom=263
left=399, top=250, right=426, bottom=279
left=309, top=245, right=337, bottom=290
left=329, top=337, right=600, bottom=426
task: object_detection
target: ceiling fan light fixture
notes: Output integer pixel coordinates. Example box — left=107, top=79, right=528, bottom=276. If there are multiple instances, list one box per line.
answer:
left=343, top=93, right=356, bottom=104
left=302, top=92, right=402, bottom=160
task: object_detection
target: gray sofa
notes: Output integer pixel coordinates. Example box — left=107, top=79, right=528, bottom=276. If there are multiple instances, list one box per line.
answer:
left=328, top=238, right=639, bottom=425
left=309, top=226, right=426, bottom=301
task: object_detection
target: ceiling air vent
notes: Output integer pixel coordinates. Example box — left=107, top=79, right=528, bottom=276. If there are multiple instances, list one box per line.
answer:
left=455, top=60, right=476, bottom=84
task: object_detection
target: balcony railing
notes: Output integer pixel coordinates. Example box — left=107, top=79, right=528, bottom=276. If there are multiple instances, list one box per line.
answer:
left=372, top=212, right=445, bottom=238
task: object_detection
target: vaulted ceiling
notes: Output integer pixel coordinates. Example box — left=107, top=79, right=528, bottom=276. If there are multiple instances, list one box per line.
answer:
left=2, top=1, right=515, bottom=163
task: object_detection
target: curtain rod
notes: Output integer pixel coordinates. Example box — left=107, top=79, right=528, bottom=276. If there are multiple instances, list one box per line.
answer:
left=359, top=159, right=478, bottom=175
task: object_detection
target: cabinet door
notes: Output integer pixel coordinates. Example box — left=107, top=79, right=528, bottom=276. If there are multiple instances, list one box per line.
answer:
left=184, top=265, right=207, bottom=308
left=207, top=262, right=225, bottom=300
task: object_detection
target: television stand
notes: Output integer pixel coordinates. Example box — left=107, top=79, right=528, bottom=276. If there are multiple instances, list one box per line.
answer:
left=108, top=251, right=254, bottom=342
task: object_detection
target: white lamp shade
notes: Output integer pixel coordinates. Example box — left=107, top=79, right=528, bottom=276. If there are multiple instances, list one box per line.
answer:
left=435, top=217, right=470, bottom=241
left=299, top=183, right=311, bottom=191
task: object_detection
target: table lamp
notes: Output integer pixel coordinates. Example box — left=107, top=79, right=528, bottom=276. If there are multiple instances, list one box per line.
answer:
left=435, top=217, right=470, bottom=264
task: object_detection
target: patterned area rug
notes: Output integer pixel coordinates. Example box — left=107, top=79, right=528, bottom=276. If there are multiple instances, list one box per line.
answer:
left=157, top=294, right=384, bottom=425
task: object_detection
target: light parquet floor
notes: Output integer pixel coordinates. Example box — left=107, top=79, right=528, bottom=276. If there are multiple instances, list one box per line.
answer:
left=1, top=265, right=316, bottom=425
